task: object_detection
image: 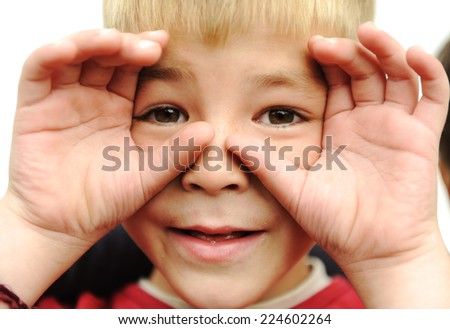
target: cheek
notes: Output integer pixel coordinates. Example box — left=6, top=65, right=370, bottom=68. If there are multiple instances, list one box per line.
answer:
left=131, top=122, right=182, bottom=147
left=122, top=210, right=158, bottom=256
left=122, top=179, right=186, bottom=262
left=122, top=191, right=176, bottom=256
left=278, top=226, right=314, bottom=269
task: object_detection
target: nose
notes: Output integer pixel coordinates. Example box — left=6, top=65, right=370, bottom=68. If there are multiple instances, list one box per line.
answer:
left=181, top=144, right=250, bottom=195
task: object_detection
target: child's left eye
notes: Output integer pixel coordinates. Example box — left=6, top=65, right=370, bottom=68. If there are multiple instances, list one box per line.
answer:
left=254, top=107, right=307, bottom=126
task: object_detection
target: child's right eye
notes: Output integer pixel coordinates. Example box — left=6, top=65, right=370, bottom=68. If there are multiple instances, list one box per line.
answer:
left=134, top=105, right=189, bottom=125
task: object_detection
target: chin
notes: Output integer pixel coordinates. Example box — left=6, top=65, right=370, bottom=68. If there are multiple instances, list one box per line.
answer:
left=171, top=276, right=267, bottom=309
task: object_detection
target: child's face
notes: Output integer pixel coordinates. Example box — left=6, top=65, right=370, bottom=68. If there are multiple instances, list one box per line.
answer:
left=125, top=28, right=327, bottom=308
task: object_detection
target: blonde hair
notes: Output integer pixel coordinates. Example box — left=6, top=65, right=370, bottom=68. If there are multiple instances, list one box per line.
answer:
left=103, top=0, right=375, bottom=44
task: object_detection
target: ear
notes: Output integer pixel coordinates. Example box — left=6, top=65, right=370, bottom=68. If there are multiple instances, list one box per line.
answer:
left=439, top=161, right=450, bottom=197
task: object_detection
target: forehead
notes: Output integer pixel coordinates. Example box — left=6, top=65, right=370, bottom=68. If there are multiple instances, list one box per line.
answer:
left=141, top=29, right=325, bottom=92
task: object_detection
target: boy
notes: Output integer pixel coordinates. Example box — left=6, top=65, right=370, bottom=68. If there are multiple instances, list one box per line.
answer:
left=1, top=0, right=450, bottom=308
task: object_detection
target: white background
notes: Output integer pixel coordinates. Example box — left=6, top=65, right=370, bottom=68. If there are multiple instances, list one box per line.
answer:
left=0, top=0, right=449, bottom=248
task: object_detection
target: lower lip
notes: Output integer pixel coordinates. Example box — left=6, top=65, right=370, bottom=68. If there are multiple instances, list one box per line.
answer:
left=168, top=229, right=265, bottom=263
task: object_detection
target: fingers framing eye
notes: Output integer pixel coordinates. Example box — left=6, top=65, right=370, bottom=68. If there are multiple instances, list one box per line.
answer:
left=79, top=61, right=116, bottom=88
left=105, top=32, right=167, bottom=101
left=315, top=63, right=354, bottom=120
left=357, top=22, right=419, bottom=112
left=18, top=29, right=167, bottom=107
left=107, top=64, right=143, bottom=101
left=308, top=35, right=386, bottom=108
left=49, top=29, right=125, bottom=87
left=78, top=31, right=164, bottom=92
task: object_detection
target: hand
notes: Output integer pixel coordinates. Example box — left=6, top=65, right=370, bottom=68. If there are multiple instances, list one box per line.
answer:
left=4, top=29, right=213, bottom=244
left=229, top=22, right=450, bottom=306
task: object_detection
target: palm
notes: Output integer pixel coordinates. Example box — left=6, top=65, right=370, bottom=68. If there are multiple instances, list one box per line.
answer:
left=9, top=86, right=144, bottom=238
left=298, top=104, right=438, bottom=260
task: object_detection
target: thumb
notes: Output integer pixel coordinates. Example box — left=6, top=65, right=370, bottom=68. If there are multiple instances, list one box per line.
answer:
left=226, top=135, right=310, bottom=215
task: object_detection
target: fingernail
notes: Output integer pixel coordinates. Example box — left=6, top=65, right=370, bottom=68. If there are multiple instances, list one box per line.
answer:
left=311, top=35, right=337, bottom=45
left=138, top=39, right=157, bottom=49
left=324, top=37, right=337, bottom=45
left=147, top=30, right=167, bottom=38
left=100, top=28, right=117, bottom=36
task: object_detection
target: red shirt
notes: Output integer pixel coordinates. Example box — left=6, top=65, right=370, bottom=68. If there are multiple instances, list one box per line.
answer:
left=37, top=276, right=364, bottom=309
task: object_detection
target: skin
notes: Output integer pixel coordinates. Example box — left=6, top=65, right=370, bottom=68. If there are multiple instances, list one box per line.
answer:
left=126, top=30, right=325, bottom=308
left=0, top=22, right=449, bottom=308
left=231, top=25, right=450, bottom=307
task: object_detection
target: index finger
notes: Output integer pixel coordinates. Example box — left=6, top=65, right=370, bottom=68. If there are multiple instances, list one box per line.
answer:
left=17, top=29, right=167, bottom=107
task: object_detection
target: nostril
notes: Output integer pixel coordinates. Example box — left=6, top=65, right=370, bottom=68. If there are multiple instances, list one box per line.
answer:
left=239, top=165, right=251, bottom=173
left=190, top=183, right=202, bottom=191
left=189, top=183, right=239, bottom=192
left=227, top=184, right=239, bottom=191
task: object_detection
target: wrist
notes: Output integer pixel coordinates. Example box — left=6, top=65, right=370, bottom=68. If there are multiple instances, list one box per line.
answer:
left=342, top=234, right=450, bottom=308
left=0, top=196, right=93, bottom=306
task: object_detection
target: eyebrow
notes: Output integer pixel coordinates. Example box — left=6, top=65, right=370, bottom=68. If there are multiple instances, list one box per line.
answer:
left=248, top=71, right=322, bottom=94
left=138, top=65, right=325, bottom=95
left=139, top=65, right=194, bottom=83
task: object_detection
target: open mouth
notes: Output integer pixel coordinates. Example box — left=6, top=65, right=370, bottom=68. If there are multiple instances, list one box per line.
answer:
left=168, top=227, right=266, bottom=262
left=170, top=228, right=260, bottom=245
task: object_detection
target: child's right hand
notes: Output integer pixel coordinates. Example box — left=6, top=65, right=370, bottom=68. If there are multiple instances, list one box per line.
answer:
left=0, top=29, right=212, bottom=304
left=6, top=29, right=211, bottom=240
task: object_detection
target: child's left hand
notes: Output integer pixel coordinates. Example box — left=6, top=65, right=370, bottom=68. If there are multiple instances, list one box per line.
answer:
left=229, top=22, right=450, bottom=307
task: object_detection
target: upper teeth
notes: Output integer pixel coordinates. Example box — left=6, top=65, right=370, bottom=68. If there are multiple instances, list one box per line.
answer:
left=188, top=230, right=246, bottom=242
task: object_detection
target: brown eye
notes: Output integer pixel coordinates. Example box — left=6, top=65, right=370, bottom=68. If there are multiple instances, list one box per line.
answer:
left=256, top=107, right=305, bottom=126
left=153, top=108, right=181, bottom=123
left=268, top=109, right=294, bottom=124
left=136, top=105, right=188, bottom=125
